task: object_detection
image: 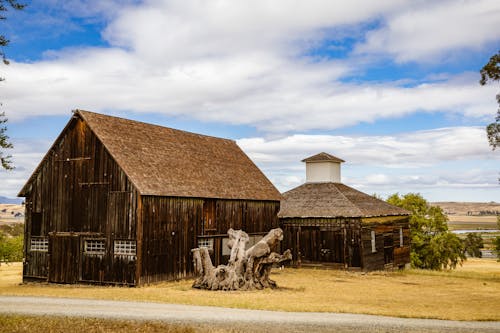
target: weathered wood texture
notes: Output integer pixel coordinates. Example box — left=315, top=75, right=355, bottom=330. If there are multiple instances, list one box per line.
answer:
left=281, top=216, right=410, bottom=271
left=199, top=200, right=280, bottom=267
left=22, top=116, right=139, bottom=284
left=140, top=196, right=203, bottom=284
left=21, top=114, right=281, bottom=286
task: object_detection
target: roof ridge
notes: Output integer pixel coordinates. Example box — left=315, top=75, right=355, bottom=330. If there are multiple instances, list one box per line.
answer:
left=332, top=183, right=364, bottom=216
left=76, top=109, right=236, bottom=143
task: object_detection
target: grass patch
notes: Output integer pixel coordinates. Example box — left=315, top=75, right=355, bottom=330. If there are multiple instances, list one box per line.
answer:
left=0, top=314, right=235, bottom=333
left=1, top=260, right=500, bottom=321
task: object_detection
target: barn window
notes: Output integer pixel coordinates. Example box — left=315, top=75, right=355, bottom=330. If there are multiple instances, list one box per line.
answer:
left=84, top=239, right=105, bottom=255
left=399, top=228, right=404, bottom=247
left=30, top=237, right=48, bottom=252
left=370, top=231, right=376, bottom=253
left=114, top=240, right=136, bottom=256
left=198, top=238, right=214, bottom=250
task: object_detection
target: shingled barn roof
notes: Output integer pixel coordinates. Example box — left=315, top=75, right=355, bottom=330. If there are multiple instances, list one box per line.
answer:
left=20, top=110, right=281, bottom=201
left=278, top=182, right=409, bottom=218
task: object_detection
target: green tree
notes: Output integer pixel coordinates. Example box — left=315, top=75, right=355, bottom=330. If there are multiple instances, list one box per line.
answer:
left=0, top=111, right=13, bottom=169
left=0, top=0, right=26, bottom=170
left=493, top=236, right=500, bottom=261
left=480, top=51, right=500, bottom=150
left=0, top=230, right=23, bottom=265
left=387, top=193, right=465, bottom=270
left=463, top=232, right=484, bottom=258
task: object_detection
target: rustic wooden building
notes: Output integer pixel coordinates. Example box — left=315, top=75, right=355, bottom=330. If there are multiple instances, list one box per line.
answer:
left=19, top=110, right=281, bottom=285
left=279, top=153, right=410, bottom=271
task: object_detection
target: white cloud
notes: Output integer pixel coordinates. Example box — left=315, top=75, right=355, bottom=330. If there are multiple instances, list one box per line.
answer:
left=0, top=139, right=51, bottom=199
left=355, top=0, right=500, bottom=62
left=3, top=53, right=497, bottom=133
left=239, top=126, right=497, bottom=166
left=2, top=126, right=498, bottom=202
left=237, top=126, right=500, bottom=199
left=2, top=0, right=498, bottom=133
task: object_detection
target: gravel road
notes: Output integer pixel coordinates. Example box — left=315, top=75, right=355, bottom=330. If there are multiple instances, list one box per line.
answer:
left=1, top=295, right=499, bottom=333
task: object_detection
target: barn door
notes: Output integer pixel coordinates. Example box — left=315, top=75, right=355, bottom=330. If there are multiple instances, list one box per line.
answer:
left=48, top=233, right=80, bottom=283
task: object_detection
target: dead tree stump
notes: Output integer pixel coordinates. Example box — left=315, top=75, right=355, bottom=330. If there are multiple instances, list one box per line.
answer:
left=191, top=228, right=292, bottom=290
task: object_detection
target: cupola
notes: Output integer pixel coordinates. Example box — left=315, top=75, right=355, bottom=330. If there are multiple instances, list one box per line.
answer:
left=302, top=152, right=344, bottom=183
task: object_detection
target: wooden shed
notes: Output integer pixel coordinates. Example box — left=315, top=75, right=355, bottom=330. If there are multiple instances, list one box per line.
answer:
left=18, top=110, right=281, bottom=285
left=279, top=153, right=410, bottom=271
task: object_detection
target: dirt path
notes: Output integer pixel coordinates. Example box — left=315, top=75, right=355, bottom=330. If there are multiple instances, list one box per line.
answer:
left=1, top=295, right=499, bottom=333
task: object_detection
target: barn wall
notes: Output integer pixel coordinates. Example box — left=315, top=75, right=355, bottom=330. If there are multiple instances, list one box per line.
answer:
left=201, top=199, right=280, bottom=266
left=280, top=218, right=362, bottom=268
left=22, top=116, right=139, bottom=284
left=281, top=216, right=410, bottom=271
left=361, top=217, right=411, bottom=271
left=139, top=196, right=203, bottom=285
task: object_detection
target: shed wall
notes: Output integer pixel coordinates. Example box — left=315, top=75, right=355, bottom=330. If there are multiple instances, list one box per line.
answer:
left=280, top=216, right=410, bottom=271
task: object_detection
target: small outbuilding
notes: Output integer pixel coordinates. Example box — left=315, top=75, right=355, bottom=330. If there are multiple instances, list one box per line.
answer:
left=19, top=110, right=281, bottom=285
left=279, top=153, right=410, bottom=271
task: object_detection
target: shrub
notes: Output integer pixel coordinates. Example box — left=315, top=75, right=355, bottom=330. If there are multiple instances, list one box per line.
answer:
left=0, top=230, right=23, bottom=264
left=463, top=233, right=484, bottom=258
left=494, top=236, right=500, bottom=261
left=387, top=193, right=465, bottom=270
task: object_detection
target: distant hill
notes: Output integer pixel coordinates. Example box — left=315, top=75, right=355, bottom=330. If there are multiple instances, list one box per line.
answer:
left=0, top=196, right=23, bottom=204
left=431, top=202, right=500, bottom=216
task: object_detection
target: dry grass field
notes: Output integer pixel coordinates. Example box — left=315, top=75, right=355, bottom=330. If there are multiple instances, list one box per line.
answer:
left=432, top=202, right=500, bottom=216
left=1, top=259, right=500, bottom=321
left=0, top=315, right=202, bottom=333
left=0, top=204, right=24, bottom=224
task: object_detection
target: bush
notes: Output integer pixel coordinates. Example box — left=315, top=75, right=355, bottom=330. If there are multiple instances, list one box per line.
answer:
left=387, top=193, right=465, bottom=270
left=0, top=230, right=23, bottom=264
left=494, top=236, right=500, bottom=261
left=463, top=233, right=484, bottom=258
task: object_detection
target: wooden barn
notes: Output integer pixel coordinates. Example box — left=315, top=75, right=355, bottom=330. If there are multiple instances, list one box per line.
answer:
left=19, top=110, right=281, bottom=285
left=279, top=153, right=411, bottom=271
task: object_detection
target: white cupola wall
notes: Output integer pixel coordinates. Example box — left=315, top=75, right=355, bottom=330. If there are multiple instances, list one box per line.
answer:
left=302, top=152, right=345, bottom=183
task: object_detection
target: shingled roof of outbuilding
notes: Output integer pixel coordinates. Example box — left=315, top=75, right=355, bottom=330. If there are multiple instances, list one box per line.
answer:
left=20, top=110, right=281, bottom=201
left=301, top=152, right=345, bottom=163
left=278, top=182, right=409, bottom=218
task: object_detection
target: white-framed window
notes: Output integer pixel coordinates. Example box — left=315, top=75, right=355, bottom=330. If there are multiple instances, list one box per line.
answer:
left=114, top=240, right=136, bottom=256
left=30, top=237, right=48, bottom=252
left=198, top=238, right=214, bottom=250
left=399, top=227, right=404, bottom=247
left=371, top=230, right=376, bottom=253
left=84, top=239, right=105, bottom=255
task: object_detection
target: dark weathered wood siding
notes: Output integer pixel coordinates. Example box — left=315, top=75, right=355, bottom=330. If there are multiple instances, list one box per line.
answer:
left=281, top=216, right=410, bottom=271
left=140, top=198, right=279, bottom=284
left=23, top=116, right=139, bottom=284
left=22, top=114, right=281, bottom=285
left=361, top=218, right=410, bottom=271
left=201, top=199, right=280, bottom=266
left=140, top=196, right=203, bottom=284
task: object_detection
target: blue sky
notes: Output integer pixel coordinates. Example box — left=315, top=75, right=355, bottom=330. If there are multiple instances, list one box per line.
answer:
left=1, top=0, right=499, bottom=202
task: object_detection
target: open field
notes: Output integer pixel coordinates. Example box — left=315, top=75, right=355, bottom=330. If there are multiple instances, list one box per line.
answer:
left=432, top=202, right=500, bottom=216
left=1, top=259, right=500, bottom=321
left=447, top=215, right=498, bottom=230
left=0, top=204, right=24, bottom=224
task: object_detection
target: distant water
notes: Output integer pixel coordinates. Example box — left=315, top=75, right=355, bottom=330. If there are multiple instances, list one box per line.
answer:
left=452, top=229, right=499, bottom=234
